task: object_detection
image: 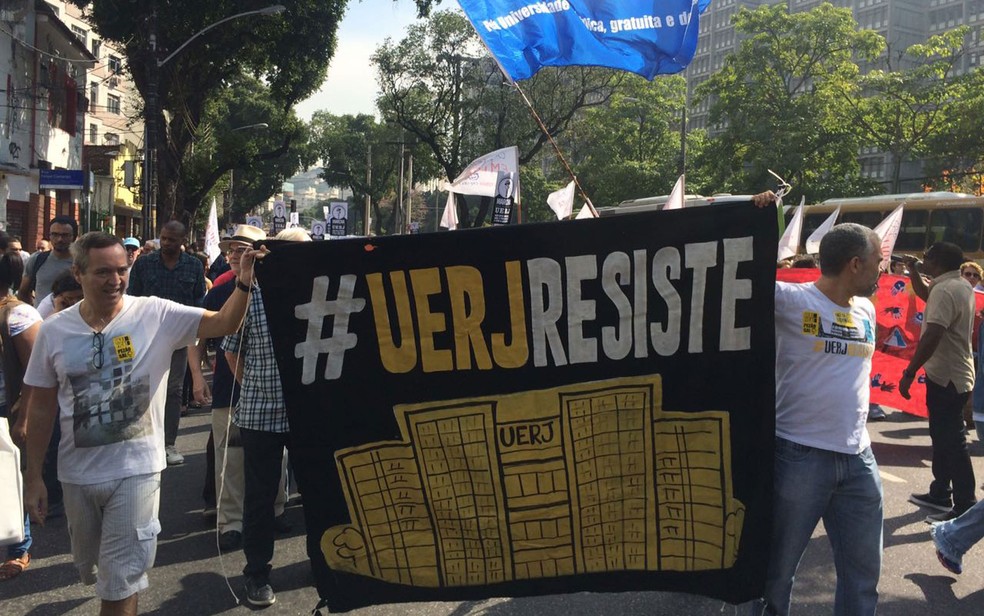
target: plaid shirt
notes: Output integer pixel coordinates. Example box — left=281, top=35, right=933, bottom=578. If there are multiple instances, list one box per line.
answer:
left=127, top=251, right=206, bottom=306
left=221, top=286, right=289, bottom=433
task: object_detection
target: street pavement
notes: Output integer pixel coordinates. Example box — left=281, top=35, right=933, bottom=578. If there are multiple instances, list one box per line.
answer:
left=4, top=407, right=984, bottom=615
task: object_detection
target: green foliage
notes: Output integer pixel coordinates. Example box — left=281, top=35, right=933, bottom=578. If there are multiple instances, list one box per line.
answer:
left=695, top=3, right=883, bottom=201
left=568, top=75, right=685, bottom=207
left=923, top=64, right=984, bottom=191
left=845, top=27, right=971, bottom=192
left=517, top=166, right=560, bottom=223
left=185, top=73, right=313, bottom=224
left=372, top=9, right=620, bottom=226
left=71, top=0, right=434, bottom=228
left=307, top=112, right=438, bottom=235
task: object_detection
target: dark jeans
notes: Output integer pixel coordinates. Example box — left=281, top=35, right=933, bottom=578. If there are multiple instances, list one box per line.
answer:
left=165, top=349, right=187, bottom=446
left=240, top=427, right=290, bottom=580
left=926, top=378, right=978, bottom=511
left=43, top=419, right=62, bottom=507
left=202, top=430, right=215, bottom=507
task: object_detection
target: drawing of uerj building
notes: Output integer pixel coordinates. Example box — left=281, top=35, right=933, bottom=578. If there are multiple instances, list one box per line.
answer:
left=321, top=374, right=745, bottom=588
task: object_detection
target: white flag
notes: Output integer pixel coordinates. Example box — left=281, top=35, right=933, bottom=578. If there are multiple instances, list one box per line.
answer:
left=204, top=197, right=220, bottom=266
left=444, top=146, right=521, bottom=205
left=873, top=203, right=905, bottom=271
left=805, top=206, right=840, bottom=254
left=547, top=181, right=575, bottom=220
left=777, top=197, right=806, bottom=260
left=663, top=174, right=685, bottom=210
left=575, top=204, right=596, bottom=219
left=440, top=191, right=459, bottom=230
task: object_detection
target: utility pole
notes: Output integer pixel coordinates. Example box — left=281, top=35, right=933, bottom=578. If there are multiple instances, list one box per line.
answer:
left=680, top=69, right=688, bottom=177
left=405, top=153, right=413, bottom=233
left=143, top=6, right=159, bottom=240
left=365, top=144, right=372, bottom=236
left=397, top=141, right=405, bottom=234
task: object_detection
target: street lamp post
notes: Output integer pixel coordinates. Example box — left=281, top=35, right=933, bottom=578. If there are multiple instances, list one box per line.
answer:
left=142, top=5, right=285, bottom=240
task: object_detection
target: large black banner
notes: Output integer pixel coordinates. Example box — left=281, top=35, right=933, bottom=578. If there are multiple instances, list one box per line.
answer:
left=256, top=202, right=778, bottom=612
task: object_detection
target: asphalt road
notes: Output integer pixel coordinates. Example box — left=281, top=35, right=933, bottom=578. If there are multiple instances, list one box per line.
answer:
left=4, top=408, right=984, bottom=615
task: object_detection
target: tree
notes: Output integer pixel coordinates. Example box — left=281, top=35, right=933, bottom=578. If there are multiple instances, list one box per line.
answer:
left=565, top=75, right=686, bottom=208
left=182, top=73, right=314, bottom=225
left=843, top=28, right=971, bottom=193
left=308, top=112, right=439, bottom=235
left=372, top=9, right=622, bottom=227
left=695, top=3, right=883, bottom=200
left=72, top=0, right=432, bottom=231
left=924, top=64, right=984, bottom=193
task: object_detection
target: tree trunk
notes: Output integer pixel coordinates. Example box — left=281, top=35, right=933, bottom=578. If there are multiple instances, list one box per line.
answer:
left=473, top=195, right=491, bottom=227
left=891, top=152, right=903, bottom=194
left=455, top=193, right=471, bottom=228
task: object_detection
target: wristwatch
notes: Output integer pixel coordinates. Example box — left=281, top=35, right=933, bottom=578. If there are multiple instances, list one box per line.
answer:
left=236, top=280, right=252, bottom=293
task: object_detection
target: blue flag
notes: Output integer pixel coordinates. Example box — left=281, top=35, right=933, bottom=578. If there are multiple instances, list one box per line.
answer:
left=458, top=0, right=712, bottom=81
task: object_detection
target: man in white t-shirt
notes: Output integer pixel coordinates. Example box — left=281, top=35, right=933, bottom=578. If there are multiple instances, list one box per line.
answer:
left=754, top=198, right=884, bottom=616
left=21, top=232, right=263, bottom=616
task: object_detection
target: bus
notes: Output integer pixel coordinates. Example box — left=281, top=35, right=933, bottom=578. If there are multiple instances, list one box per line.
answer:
left=600, top=190, right=984, bottom=259
left=795, top=192, right=984, bottom=259
left=597, top=193, right=759, bottom=217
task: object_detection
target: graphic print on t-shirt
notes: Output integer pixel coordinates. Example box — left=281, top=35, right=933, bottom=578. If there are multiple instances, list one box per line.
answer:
left=68, top=332, right=150, bottom=448
left=802, top=310, right=875, bottom=357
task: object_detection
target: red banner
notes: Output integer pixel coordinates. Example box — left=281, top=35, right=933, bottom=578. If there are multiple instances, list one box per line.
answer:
left=777, top=269, right=984, bottom=417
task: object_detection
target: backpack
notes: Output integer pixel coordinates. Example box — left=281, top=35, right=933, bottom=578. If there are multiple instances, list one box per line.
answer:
left=25, top=250, right=50, bottom=297
left=0, top=298, right=26, bottom=419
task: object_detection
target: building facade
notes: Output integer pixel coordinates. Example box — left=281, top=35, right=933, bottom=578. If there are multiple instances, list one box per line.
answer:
left=51, top=0, right=143, bottom=237
left=0, top=0, right=95, bottom=248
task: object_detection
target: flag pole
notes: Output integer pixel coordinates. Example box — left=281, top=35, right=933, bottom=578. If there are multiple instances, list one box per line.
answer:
left=468, top=30, right=597, bottom=219
left=509, top=81, right=597, bottom=218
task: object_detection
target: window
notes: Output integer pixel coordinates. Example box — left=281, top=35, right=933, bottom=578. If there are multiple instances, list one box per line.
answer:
left=71, top=25, right=86, bottom=44
left=91, top=39, right=101, bottom=60
left=108, top=55, right=121, bottom=74
left=90, top=82, right=98, bottom=106
left=801, top=214, right=828, bottom=245
left=107, top=94, right=121, bottom=115
left=89, top=123, right=98, bottom=144
left=896, top=211, right=928, bottom=251
left=930, top=209, right=983, bottom=252
left=840, top=211, right=884, bottom=229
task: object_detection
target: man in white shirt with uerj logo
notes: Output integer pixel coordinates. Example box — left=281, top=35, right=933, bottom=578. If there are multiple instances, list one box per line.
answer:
left=751, top=204, right=884, bottom=616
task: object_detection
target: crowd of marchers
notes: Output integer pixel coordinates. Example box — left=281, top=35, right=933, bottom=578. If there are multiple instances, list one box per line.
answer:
left=3, top=199, right=984, bottom=615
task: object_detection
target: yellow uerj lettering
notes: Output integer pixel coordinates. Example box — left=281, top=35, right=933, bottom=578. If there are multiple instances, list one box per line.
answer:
left=491, top=260, right=529, bottom=369
left=446, top=265, right=493, bottom=370
left=410, top=268, right=453, bottom=373
left=367, top=271, right=418, bottom=373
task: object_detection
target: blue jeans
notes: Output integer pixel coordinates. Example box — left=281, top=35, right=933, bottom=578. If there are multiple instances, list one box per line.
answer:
left=6, top=512, right=31, bottom=560
left=758, top=438, right=883, bottom=616
left=933, top=499, right=984, bottom=566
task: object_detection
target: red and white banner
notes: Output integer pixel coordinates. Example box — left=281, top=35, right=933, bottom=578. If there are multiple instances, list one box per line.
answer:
left=778, top=269, right=984, bottom=417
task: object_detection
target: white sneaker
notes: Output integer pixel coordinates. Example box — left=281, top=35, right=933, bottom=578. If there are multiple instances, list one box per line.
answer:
left=165, top=446, right=185, bottom=466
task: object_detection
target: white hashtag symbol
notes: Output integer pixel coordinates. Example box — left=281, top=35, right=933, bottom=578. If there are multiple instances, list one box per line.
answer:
left=294, top=275, right=366, bottom=384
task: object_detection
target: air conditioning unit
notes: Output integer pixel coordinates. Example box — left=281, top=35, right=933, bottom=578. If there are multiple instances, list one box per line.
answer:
left=108, top=77, right=119, bottom=89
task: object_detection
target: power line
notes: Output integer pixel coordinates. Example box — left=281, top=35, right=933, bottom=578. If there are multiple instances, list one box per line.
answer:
left=0, top=22, right=95, bottom=65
